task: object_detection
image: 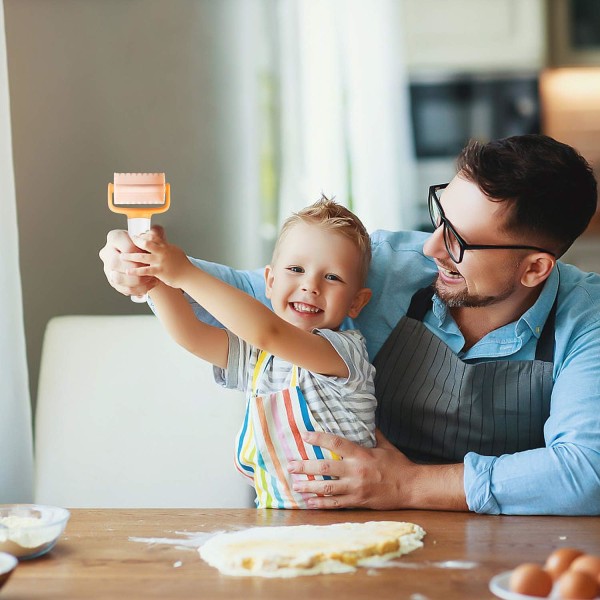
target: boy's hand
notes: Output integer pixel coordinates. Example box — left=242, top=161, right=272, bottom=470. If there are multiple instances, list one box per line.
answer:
left=122, top=229, right=193, bottom=290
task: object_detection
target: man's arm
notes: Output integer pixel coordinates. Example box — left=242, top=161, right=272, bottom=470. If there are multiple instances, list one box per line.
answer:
left=288, top=430, right=468, bottom=511
left=463, top=318, right=600, bottom=515
left=292, top=319, right=600, bottom=515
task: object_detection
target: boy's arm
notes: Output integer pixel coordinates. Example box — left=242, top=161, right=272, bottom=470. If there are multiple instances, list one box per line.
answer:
left=181, top=268, right=350, bottom=377
left=99, top=228, right=268, bottom=319
left=148, top=281, right=229, bottom=369
left=125, top=237, right=350, bottom=378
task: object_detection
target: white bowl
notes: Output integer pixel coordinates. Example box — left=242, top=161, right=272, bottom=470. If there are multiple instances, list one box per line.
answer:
left=0, top=504, right=70, bottom=560
left=0, top=552, right=18, bottom=590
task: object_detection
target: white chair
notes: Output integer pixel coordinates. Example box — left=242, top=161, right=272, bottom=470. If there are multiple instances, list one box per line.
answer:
left=34, top=315, right=254, bottom=508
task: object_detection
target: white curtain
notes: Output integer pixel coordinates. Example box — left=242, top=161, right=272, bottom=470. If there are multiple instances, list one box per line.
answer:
left=263, top=0, right=417, bottom=235
left=0, top=1, right=34, bottom=502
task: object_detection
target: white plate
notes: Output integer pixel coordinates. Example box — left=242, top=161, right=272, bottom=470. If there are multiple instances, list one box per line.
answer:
left=489, top=571, right=548, bottom=600
left=0, top=552, right=17, bottom=591
left=0, top=552, right=17, bottom=576
left=489, top=570, right=600, bottom=600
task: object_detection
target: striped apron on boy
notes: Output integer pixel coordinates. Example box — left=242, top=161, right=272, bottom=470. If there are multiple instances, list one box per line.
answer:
left=234, top=350, right=339, bottom=509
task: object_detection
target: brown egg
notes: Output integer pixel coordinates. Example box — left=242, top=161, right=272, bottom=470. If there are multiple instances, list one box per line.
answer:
left=509, top=563, right=553, bottom=597
left=570, top=554, right=600, bottom=581
left=557, top=569, right=599, bottom=599
left=544, top=547, right=585, bottom=580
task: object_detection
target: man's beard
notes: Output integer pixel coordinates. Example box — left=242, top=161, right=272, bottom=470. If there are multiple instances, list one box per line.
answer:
left=433, top=274, right=517, bottom=308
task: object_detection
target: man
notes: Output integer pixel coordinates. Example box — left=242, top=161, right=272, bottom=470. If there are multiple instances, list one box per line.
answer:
left=100, top=135, right=600, bottom=515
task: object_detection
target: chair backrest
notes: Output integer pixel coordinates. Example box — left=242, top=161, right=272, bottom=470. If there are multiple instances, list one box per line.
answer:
left=34, top=315, right=254, bottom=508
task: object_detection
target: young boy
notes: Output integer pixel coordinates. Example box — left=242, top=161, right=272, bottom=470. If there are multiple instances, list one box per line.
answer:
left=124, top=197, right=376, bottom=509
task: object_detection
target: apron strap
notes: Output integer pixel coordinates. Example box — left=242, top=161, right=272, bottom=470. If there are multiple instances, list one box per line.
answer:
left=534, top=265, right=560, bottom=362
left=252, top=350, right=299, bottom=395
left=251, top=350, right=271, bottom=396
left=535, top=298, right=557, bottom=362
left=406, top=284, right=435, bottom=321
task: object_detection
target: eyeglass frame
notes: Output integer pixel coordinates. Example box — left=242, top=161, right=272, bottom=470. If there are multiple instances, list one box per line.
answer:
left=427, top=183, right=556, bottom=264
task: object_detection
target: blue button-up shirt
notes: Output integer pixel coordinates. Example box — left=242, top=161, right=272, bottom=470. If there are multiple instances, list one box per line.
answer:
left=173, top=229, right=600, bottom=515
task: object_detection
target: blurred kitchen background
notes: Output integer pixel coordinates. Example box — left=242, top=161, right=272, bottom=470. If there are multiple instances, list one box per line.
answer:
left=3, top=0, right=600, bottom=413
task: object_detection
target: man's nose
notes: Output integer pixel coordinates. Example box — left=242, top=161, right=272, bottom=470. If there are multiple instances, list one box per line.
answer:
left=423, top=225, right=446, bottom=260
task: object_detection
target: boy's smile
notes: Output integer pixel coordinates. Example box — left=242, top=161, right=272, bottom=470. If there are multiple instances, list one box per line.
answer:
left=291, top=301, right=323, bottom=315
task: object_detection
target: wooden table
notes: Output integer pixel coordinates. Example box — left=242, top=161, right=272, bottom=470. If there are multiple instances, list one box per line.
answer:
left=2, top=509, right=600, bottom=599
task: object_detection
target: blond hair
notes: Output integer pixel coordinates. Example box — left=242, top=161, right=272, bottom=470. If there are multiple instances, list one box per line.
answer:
left=272, top=195, right=372, bottom=285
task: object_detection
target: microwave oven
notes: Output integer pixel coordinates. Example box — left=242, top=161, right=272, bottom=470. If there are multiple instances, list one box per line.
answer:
left=409, top=73, right=540, bottom=159
left=408, top=72, right=540, bottom=229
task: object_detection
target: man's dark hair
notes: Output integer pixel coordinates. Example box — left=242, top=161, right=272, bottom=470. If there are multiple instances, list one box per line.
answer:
left=457, top=134, right=598, bottom=257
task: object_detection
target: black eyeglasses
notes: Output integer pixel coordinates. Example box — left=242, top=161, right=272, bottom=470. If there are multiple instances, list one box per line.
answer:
left=428, top=183, right=556, bottom=264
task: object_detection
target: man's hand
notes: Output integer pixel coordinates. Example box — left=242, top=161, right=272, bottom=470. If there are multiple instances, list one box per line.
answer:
left=288, top=430, right=468, bottom=511
left=99, top=228, right=162, bottom=297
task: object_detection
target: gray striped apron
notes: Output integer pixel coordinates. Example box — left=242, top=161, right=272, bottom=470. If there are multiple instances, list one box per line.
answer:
left=374, top=285, right=556, bottom=463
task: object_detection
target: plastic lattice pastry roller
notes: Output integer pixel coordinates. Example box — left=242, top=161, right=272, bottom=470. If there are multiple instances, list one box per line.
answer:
left=108, top=172, right=171, bottom=302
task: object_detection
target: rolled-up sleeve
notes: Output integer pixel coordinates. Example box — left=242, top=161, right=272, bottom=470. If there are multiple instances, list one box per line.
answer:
left=464, top=319, right=600, bottom=515
left=465, top=443, right=600, bottom=515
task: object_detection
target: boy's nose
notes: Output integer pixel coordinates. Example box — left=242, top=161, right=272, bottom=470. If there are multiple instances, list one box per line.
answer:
left=302, top=278, right=320, bottom=294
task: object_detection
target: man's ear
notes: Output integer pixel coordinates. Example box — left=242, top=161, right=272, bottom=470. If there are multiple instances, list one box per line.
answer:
left=347, top=287, right=372, bottom=319
left=264, top=265, right=274, bottom=299
left=521, top=254, right=556, bottom=288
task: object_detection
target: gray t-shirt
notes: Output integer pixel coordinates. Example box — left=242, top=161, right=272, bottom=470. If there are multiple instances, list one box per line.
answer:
left=213, top=328, right=377, bottom=448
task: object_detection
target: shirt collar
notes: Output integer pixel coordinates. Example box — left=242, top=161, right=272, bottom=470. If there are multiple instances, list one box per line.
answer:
left=431, top=265, right=560, bottom=340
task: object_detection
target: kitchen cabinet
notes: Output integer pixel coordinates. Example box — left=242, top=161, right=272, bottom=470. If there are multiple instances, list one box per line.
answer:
left=400, top=0, right=547, bottom=73
left=548, top=0, right=600, bottom=67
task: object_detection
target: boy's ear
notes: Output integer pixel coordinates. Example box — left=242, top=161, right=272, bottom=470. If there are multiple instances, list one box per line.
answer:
left=264, top=265, right=274, bottom=299
left=347, top=287, right=372, bottom=319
